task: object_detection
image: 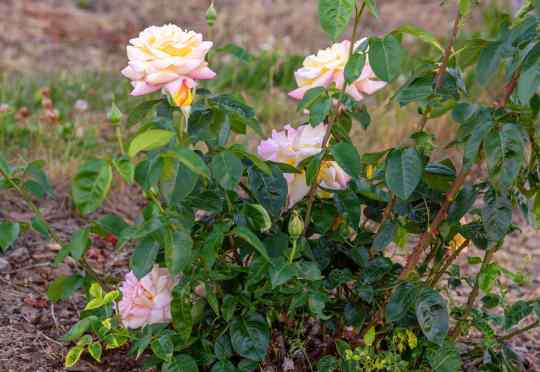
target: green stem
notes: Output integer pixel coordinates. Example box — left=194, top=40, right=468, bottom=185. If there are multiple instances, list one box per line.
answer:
left=115, top=126, right=125, bottom=156
left=289, top=239, right=298, bottom=263
left=176, top=111, right=185, bottom=145
left=450, top=243, right=499, bottom=339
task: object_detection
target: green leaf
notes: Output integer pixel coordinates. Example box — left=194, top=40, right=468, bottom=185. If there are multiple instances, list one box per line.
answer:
left=0, top=221, right=20, bottom=253
left=233, top=226, right=271, bottom=263
left=211, top=150, right=244, bottom=190
left=270, top=258, right=297, bottom=288
left=166, top=147, right=210, bottom=179
left=476, top=41, right=503, bottom=86
left=48, top=275, right=84, bottom=303
left=478, top=263, right=501, bottom=292
left=31, top=216, right=49, bottom=239
left=151, top=334, right=174, bottom=362
left=365, top=0, right=379, bottom=18
left=459, top=0, right=472, bottom=16
left=214, top=333, right=233, bottom=360
left=298, top=87, right=326, bottom=112
left=415, top=288, right=449, bottom=345
left=385, top=148, right=423, bottom=200
left=504, top=300, right=532, bottom=329
left=318, top=356, right=338, bottom=372
left=230, top=313, right=270, bottom=361
left=427, top=340, right=462, bottom=372
left=392, top=25, right=443, bottom=51
left=369, top=35, right=404, bottom=82
left=211, top=360, right=236, bottom=372
left=244, top=204, right=272, bottom=232
left=364, top=326, right=376, bottom=346
left=62, top=316, right=98, bottom=341
left=330, top=142, right=361, bottom=178
left=127, top=99, right=162, bottom=127
left=386, top=282, right=417, bottom=322
left=112, top=156, right=135, bottom=184
left=128, top=129, right=174, bottom=158
left=164, top=230, right=193, bottom=275
left=65, top=346, right=84, bottom=368
left=318, top=0, right=355, bottom=41
left=201, top=223, right=229, bottom=268
left=72, top=159, right=113, bottom=215
left=171, top=290, right=193, bottom=341
left=482, top=192, right=512, bottom=242
left=310, top=96, right=332, bottom=126
left=248, top=165, right=288, bottom=218
left=372, top=220, right=397, bottom=252
left=161, top=354, right=199, bottom=372
left=218, top=43, right=255, bottom=63
left=228, top=144, right=271, bottom=175
left=345, top=52, right=366, bottom=84
left=463, top=119, right=493, bottom=171
left=130, top=238, right=159, bottom=279
left=65, top=228, right=91, bottom=261
left=484, top=123, right=524, bottom=191
left=88, top=342, right=102, bottom=362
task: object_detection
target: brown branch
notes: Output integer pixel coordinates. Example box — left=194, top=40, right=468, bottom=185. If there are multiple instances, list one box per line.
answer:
left=419, top=11, right=462, bottom=130
left=495, top=65, right=522, bottom=109
left=498, top=320, right=540, bottom=342
left=435, top=12, right=462, bottom=91
left=429, top=240, right=469, bottom=286
left=400, top=169, right=470, bottom=279
left=369, top=194, right=396, bottom=252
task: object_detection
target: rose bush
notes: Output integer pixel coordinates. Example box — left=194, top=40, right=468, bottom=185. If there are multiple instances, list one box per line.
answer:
left=1, top=0, right=540, bottom=371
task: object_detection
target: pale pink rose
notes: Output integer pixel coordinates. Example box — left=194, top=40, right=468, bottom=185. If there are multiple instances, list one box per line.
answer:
left=319, top=161, right=351, bottom=190
left=258, top=123, right=350, bottom=209
left=121, top=24, right=216, bottom=108
left=289, top=39, right=386, bottom=102
left=118, top=265, right=179, bottom=329
left=285, top=173, right=311, bottom=208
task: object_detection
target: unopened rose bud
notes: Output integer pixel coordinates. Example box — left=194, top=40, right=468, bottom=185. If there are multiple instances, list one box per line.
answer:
left=107, top=102, right=123, bottom=125
left=206, top=2, right=217, bottom=28
left=288, top=211, right=304, bottom=240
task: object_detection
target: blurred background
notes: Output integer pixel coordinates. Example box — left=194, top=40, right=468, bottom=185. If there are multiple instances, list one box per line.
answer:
left=0, top=0, right=521, bottom=177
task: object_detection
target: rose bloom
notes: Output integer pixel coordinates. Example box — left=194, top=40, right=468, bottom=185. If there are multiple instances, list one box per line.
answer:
left=121, top=24, right=216, bottom=108
left=118, top=265, right=179, bottom=329
left=289, top=39, right=386, bottom=102
left=257, top=123, right=351, bottom=208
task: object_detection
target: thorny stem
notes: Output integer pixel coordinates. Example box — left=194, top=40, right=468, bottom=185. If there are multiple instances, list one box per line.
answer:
left=450, top=244, right=499, bottom=339
left=429, top=240, right=469, bottom=286
left=303, top=0, right=367, bottom=235
left=400, top=169, right=471, bottom=279
left=370, top=194, right=396, bottom=252
left=498, top=320, right=540, bottom=342
left=419, top=11, right=463, bottom=131
left=0, top=167, right=109, bottom=289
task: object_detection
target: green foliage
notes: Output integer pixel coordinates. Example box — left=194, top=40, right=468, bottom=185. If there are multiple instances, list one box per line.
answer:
left=318, top=0, right=355, bottom=41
